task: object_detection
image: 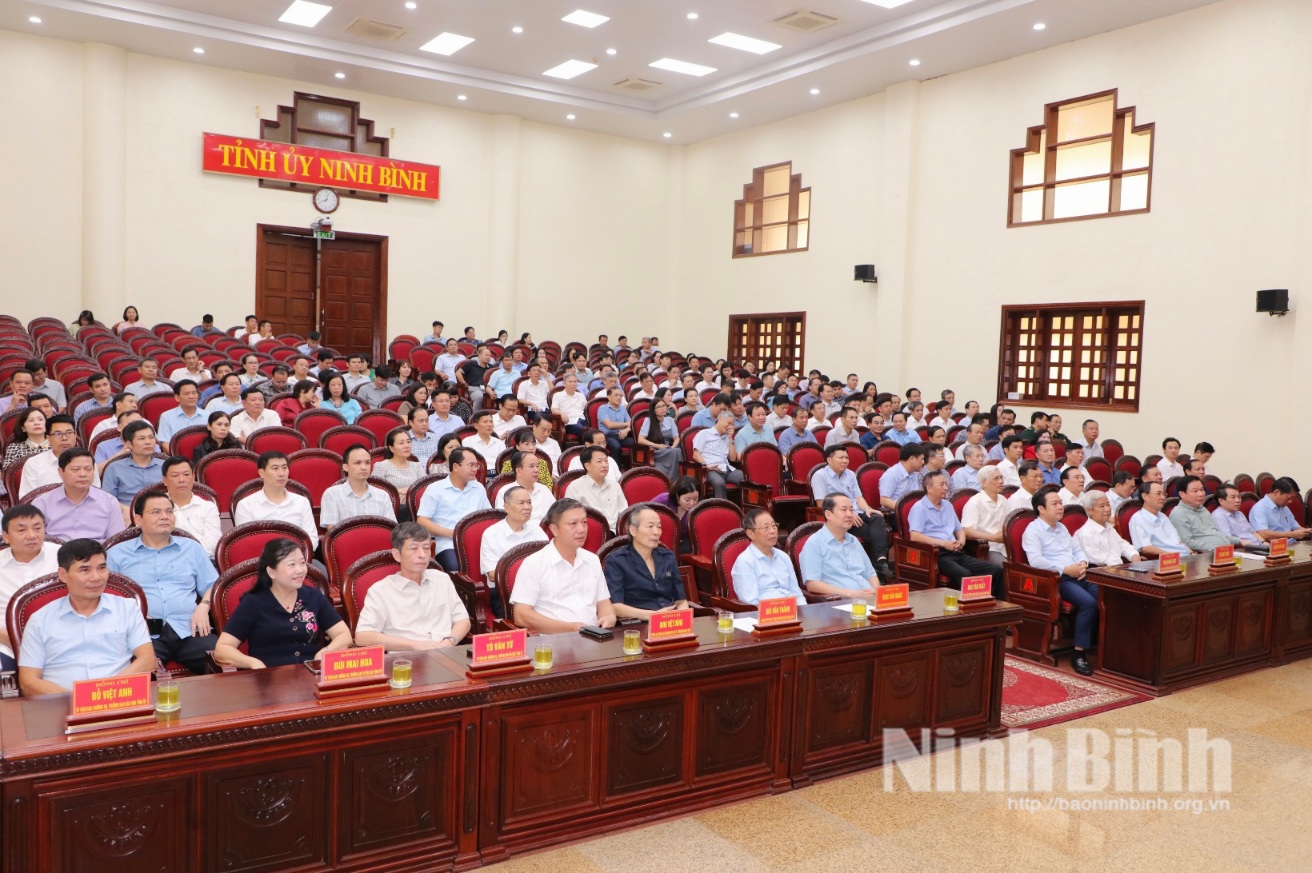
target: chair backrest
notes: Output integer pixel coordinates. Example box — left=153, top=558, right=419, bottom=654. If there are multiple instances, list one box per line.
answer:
left=486, top=472, right=516, bottom=506
left=247, top=426, right=309, bottom=455
left=597, top=535, right=631, bottom=566
left=843, top=444, right=868, bottom=469
left=356, top=409, right=404, bottom=446
left=454, top=508, right=507, bottom=581
left=1164, top=475, right=1184, bottom=498
left=1239, top=491, right=1260, bottom=519
left=854, top=461, right=888, bottom=509
left=615, top=501, right=679, bottom=552
left=1144, top=454, right=1162, bottom=470
left=556, top=444, right=586, bottom=476
left=1060, top=504, right=1088, bottom=536
left=687, top=498, right=744, bottom=559
left=1100, top=439, right=1124, bottom=465
left=215, top=520, right=314, bottom=572
left=1255, top=472, right=1275, bottom=496
left=8, top=572, right=147, bottom=655
left=137, top=392, right=179, bottom=428
left=1114, top=454, right=1141, bottom=476
left=1002, top=509, right=1038, bottom=563
left=322, top=515, right=398, bottom=595
left=405, top=472, right=445, bottom=520
left=169, top=425, right=209, bottom=463
left=787, top=442, right=825, bottom=485
left=287, top=449, right=347, bottom=511
left=320, top=425, right=377, bottom=455
left=1233, top=473, right=1256, bottom=493
left=341, top=550, right=404, bottom=630
left=543, top=505, right=612, bottom=552
left=1114, top=499, right=1142, bottom=541
left=896, top=490, right=926, bottom=536
left=678, top=425, right=705, bottom=463
left=194, top=449, right=260, bottom=513
left=293, top=408, right=347, bottom=447
left=1084, top=457, right=1112, bottom=483
left=740, top=443, right=785, bottom=491
left=950, top=488, right=978, bottom=518
left=620, top=466, right=671, bottom=504
left=1162, top=496, right=1180, bottom=517
left=76, top=407, right=113, bottom=444
left=494, top=540, right=550, bottom=623
left=553, top=468, right=586, bottom=500
left=711, top=530, right=752, bottom=599
left=784, top=520, right=823, bottom=583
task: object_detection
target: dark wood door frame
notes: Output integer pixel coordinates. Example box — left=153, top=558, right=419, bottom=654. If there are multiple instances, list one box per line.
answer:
left=255, top=223, right=388, bottom=365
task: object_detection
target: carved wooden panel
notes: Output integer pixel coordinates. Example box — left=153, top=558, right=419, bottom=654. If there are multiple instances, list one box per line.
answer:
left=1200, top=599, right=1235, bottom=665
left=1283, top=582, right=1311, bottom=645
left=1161, top=604, right=1200, bottom=675
left=805, top=661, right=873, bottom=753
left=501, top=704, right=599, bottom=823
left=605, top=695, right=685, bottom=798
left=935, top=642, right=990, bottom=724
left=874, top=652, right=928, bottom=730
left=694, top=678, right=771, bottom=778
left=201, top=754, right=327, bottom=873
left=339, top=730, right=457, bottom=860
left=1233, top=591, right=1270, bottom=657
left=46, top=778, right=191, bottom=873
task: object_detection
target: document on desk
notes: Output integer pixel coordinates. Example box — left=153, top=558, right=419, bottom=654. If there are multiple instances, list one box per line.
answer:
left=1237, top=552, right=1267, bottom=561
left=732, top=617, right=759, bottom=633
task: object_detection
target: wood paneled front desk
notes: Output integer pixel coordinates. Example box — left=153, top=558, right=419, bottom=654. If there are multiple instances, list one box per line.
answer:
left=0, top=591, right=1018, bottom=873
left=1091, top=544, right=1312, bottom=696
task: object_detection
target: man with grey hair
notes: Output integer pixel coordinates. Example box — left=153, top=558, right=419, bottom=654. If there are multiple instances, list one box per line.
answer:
left=952, top=422, right=986, bottom=462
left=961, top=465, right=1008, bottom=564
left=480, top=485, right=548, bottom=619
left=1074, top=489, right=1141, bottom=566
left=951, top=444, right=986, bottom=493
left=354, top=522, right=472, bottom=648
left=603, top=505, right=687, bottom=619
left=692, top=411, right=742, bottom=500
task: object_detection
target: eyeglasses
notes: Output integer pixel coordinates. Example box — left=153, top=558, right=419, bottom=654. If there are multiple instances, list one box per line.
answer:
left=751, top=522, right=779, bottom=531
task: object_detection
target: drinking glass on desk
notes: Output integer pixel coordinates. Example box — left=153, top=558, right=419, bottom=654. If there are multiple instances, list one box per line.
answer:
left=852, top=599, right=868, bottom=620
left=717, top=610, right=735, bottom=634
left=533, top=643, right=553, bottom=669
left=155, top=679, right=180, bottom=713
left=623, top=629, right=642, bottom=655
left=390, top=659, right=413, bottom=689
left=943, top=590, right=959, bottom=613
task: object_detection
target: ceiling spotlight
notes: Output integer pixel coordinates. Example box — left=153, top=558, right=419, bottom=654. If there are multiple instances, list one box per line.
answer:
left=663, top=132, right=673, bottom=138
left=193, top=47, right=206, bottom=54
left=566, top=114, right=576, bottom=120
left=809, top=88, right=820, bottom=95
left=28, top=15, right=42, bottom=24
left=687, top=12, right=699, bottom=19
left=606, top=48, right=617, bottom=55
left=456, top=94, right=467, bottom=101
left=1033, top=22, right=1046, bottom=30
left=512, top=26, right=523, bottom=34
left=909, top=58, right=920, bottom=66
left=334, top=71, right=346, bottom=78
left=729, top=112, right=739, bottom=119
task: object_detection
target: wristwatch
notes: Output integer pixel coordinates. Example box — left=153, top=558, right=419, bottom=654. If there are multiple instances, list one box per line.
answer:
left=442, top=636, right=457, bottom=644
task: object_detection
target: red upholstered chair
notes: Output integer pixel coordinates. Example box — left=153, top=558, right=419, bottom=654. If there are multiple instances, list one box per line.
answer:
left=1233, top=473, right=1256, bottom=494
left=811, top=425, right=831, bottom=445
left=1164, top=476, right=1184, bottom=498
left=341, top=551, right=402, bottom=632
left=451, top=508, right=506, bottom=634
left=709, top=530, right=756, bottom=612
left=843, top=444, right=868, bottom=469
left=738, top=443, right=810, bottom=529
left=322, top=515, right=397, bottom=604
left=542, top=505, right=611, bottom=550
left=1084, top=457, right=1112, bottom=484
left=214, top=520, right=314, bottom=573
left=553, top=469, right=586, bottom=500
left=319, top=425, right=377, bottom=455
left=168, top=425, right=209, bottom=463
left=294, top=408, right=347, bottom=448
left=356, top=409, right=404, bottom=446
left=485, top=473, right=515, bottom=506
left=676, top=425, right=706, bottom=484
left=1100, top=439, right=1124, bottom=465
left=287, top=449, right=347, bottom=523
left=76, top=407, right=113, bottom=445
left=138, top=393, right=178, bottom=428
left=682, top=499, right=743, bottom=601
left=195, top=449, right=259, bottom=515
left=405, top=473, right=445, bottom=521
left=211, top=559, right=326, bottom=635
left=247, top=426, right=309, bottom=455
left=1255, top=472, right=1275, bottom=496
left=1001, top=506, right=1087, bottom=666
left=616, top=501, right=680, bottom=552
left=620, top=466, right=670, bottom=505
left=785, top=443, right=825, bottom=496
left=409, top=346, right=436, bottom=375
left=1113, top=499, right=1142, bottom=542
left=1113, top=455, right=1141, bottom=478
left=1143, top=454, right=1163, bottom=471
left=556, top=444, right=586, bottom=477
left=1239, top=492, right=1260, bottom=520
left=492, top=540, right=550, bottom=629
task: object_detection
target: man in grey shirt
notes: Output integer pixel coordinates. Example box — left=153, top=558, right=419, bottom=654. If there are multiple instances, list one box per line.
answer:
left=356, top=366, right=401, bottom=407
left=1171, top=476, right=1241, bottom=552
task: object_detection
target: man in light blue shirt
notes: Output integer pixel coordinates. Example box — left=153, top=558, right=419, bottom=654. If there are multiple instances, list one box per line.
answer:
left=101, top=421, right=165, bottom=506
left=487, top=354, right=519, bottom=399
left=810, top=445, right=892, bottom=579
left=909, top=471, right=1004, bottom=598
left=1019, top=487, right=1097, bottom=675
left=777, top=405, right=818, bottom=458
left=421, top=321, right=447, bottom=346
left=1128, top=482, right=1192, bottom=557
left=798, top=494, right=880, bottom=600
left=107, top=492, right=218, bottom=674
left=884, top=412, right=921, bottom=447
left=691, top=393, right=729, bottom=430
left=1211, top=485, right=1265, bottom=547
left=427, top=389, right=465, bottom=440
left=879, top=442, right=926, bottom=510
left=732, top=509, right=806, bottom=607
left=598, top=387, right=633, bottom=460
left=156, top=379, right=206, bottom=453
left=18, top=538, right=154, bottom=696
left=952, top=445, right=984, bottom=494
left=407, top=407, right=439, bottom=466
left=734, top=402, right=777, bottom=453
left=1248, top=478, right=1312, bottom=541
left=416, top=447, right=492, bottom=571
left=1035, top=442, right=1062, bottom=487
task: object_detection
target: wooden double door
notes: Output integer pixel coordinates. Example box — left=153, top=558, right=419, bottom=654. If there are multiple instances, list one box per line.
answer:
left=256, top=225, right=387, bottom=363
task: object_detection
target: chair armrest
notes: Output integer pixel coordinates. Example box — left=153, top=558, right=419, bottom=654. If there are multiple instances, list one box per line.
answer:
left=802, top=592, right=844, bottom=604
left=204, top=652, right=236, bottom=674
left=678, top=564, right=696, bottom=598
left=0, top=671, right=17, bottom=699
left=689, top=604, right=717, bottom=618
left=678, top=458, right=705, bottom=485
left=805, top=505, right=825, bottom=524
left=492, top=618, right=520, bottom=633
left=963, top=538, right=989, bottom=560
left=740, top=481, right=772, bottom=509
left=710, top=595, right=756, bottom=613
left=891, top=535, right=940, bottom=588
left=1003, top=561, right=1061, bottom=619
left=632, top=444, right=654, bottom=466
left=451, top=572, right=495, bottom=635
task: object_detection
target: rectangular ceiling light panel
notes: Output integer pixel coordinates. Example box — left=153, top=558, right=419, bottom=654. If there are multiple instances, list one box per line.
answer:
left=544, top=59, right=599, bottom=79
left=279, top=1, right=333, bottom=27
left=649, top=58, right=717, bottom=77
left=420, top=32, right=475, bottom=55
left=708, top=32, right=781, bottom=54
left=562, top=10, right=609, bottom=27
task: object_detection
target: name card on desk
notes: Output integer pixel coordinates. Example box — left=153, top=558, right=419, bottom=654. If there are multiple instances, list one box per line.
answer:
left=757, top=597, right=798, bottom=626
left=1213, top=544, right=1234, bottom=564
left=1269, top=537, right=1289, bottom=559
left=67, top=673, right=154, bottom=734
left=471, top=629, right=528, bottom=667
left=961, top=575, right=993, bottom=602
left=321, top=646, right=385, bottom=685
left=648, top=608, right=694, bottom=642
left=1157, top=551, right=1181, bottom=575
left=874, top=584, right=910, bottom=612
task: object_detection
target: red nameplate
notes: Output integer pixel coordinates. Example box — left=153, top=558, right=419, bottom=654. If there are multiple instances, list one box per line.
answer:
left=757, top=597, right=798, bottom=626
left=874, top=584, right=910, bottom=612
left=1213, top=545, right=1234, bottom=564
left=647, top=608, right=695, bottom=642
left=67, top=673, right=155, bottom=734
left=960, top=575, right=993, bottom=601
left=321, top=645, right=385, bottom=684
left=1157, top=551, right=1181, bottom=574
left=1269, top=537, right=1289, bottom=559
left=471, top=629, right=529, bottom=668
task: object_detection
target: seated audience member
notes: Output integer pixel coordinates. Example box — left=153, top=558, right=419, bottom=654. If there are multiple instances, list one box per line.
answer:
left=0, top=506, right=60, bottom=670
left=273, top=379, right=321, bottom=427
left=1018, top=411, right=1049, bottom=444
left=492, top=394, right=527, bottom=439
left=1035, top=441, right=1062, bottom=486
left=321, top=373, right=363, bottom=425
left=356, top=523, right=472, bottom=649
left=811, top=444, right=893, bottom=580
left=404, top=406, right=438, bottom=467
left=427, top=387, right=465, bottom=440
left=995, top=435, right=1023, bottom=487
left=356, top=365, right=401, bottom=408
left=320, top=444, right=397, bottom=530
left=497, top=428, right=552, bottom=485
left=637, top=397, right=683, bottom=480
left=824, top=406, right=861, bottom=447
left=434, top=338, right=463, bottom=384
left=482, top=486, right=549, bottom=618
left=1075, top=419, right=1103, bottom=458
left=156, top=380, right=205, bottom=453
left=1046, top=414, right=1070, bottom=445
left=653, top=476, right=700, bottom=553
left=163, top=456, right=220, bottom=558
left=1021, top=488, right=1098, bottom=675
left=1075, top=490, right=1141, bottom=566
left=603, top=505, right=688, bottom=619
left=191, top=313, right=221, bottom=338
left=1170, top=475, right=1241, bottom=552
left=692, top=412, right=742, bottom=500
left=597, top=387, right=633, bottom=460
left=799, top=495, right=881, bottom=600
left=462, top=410, right=506, bottom=467
left=457, top=345, right=495, bottom=411
left=1107, top=471, right=1137, bottom=512
left=342, top=354, right=372, bottom=393
left=237, top=355, right=267, bottom=390
left=167, top=347, right=211, bottom=385
left=551, top=373, right=589, bottom=440
left=486, top=353, right=519, bottom=401
left=214, top=539, right=351, bottom=669
left=532, top=416, right=562, bottom=470
left=565, top=446, right=627, bottom=531
left=25, top=392, right=54, bottom=421
left=952, top=444, right=986, bottom=493
left=778, top=404, right=819, bottom=456
left=1135, top=464, right=1163, bottom=499
left=299, top=329, right=325, bottom=355
left=691, top=393, right=730, bottom=429
left=732, top=508, right=807, bottom=606
left=19, top=415, right=88, bottom=498
left=374, top=429, right=424, bottom=512
left=17, top=538, right=154, bottom=696
left=247, top=319, right=276, bottom=347
left=94, top=410, right=142, bottom=476
left=228, top=387, right=281, bottom=446
left=233, top=451, right=319, bottom=552
left=1129, top=482, right=1192, bottom=557
left=309, top=350, right=336, bottom=380
left=1248, top=477, right=1312, bottom=540
left=417, top=447, right=491, bottom=571
left=192, top=411, right=240, bottom=466
left=0, top=369, right=34, bottom=416
left=1006, top=461, right=1044, bottom=513
left=961, top=465, right=1008, bottom=565
left=764, top=396, right=792, bottom=431
left=198, top=362, right=234, bottom=405
left=735, top=401, right=778, bottom=453
left=206, top=373, right=245, bottom=416
left=1192, top=441, right=1214, bottom=472
left=881, top=411, right=920, bottom=447
left=20, top=360, right=61, bottom=413
left=928, top=401, right=954, bottom=431
left=910, top=471, right=1006, bottom=599
left=514, top=362, right=550, bottom=421
left=879, top=443, right=926, bottom=510
left=805, top=399, right=830, bottom=431
left=256, top=365, right=292, bottom=400
left=73, top=372, right=115, bottom=421
left=396, top=383, right=429, bottom=420
left=427, top=433, right=461, bottom=478
left=1057, top=466, right=1085, bottom=506
left=510, top=499, right=617, bottom=632
left=1211, top=484, right=1266, bottom=547
left=101, top=420, right=164, bottom=507
left=107, top=492, right=218, bottom=673
left=123, top=358, right=169, bottom=400
left=495, top=451, right=555, bottom=524
left=985, top=408, right=1017, bottom=441
left=233, top=314, right=258, bottom=342
left=953, top=422, right=987, bottom=461
left=1062, top=444, right=1086, bottom=473
left=1156, top=437, right=1185, bottom=480
left=2, top=408, right=48, bottom=482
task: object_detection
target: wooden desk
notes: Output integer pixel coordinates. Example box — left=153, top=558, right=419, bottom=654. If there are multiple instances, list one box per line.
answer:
left=1090, top=545, right=1312, bottom=696
left=0, top=591, right=1019, bottom=872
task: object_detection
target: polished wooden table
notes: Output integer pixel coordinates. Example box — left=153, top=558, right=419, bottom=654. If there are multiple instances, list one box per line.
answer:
left=0, top=591, right=1019, bottom=872
left=1090, top=544, right=1312, bottom=696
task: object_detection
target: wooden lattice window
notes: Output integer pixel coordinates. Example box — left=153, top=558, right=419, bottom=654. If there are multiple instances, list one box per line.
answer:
left=1008, top=89, right=1154, bottom=227
left=260, top=92, right=390, bottom=201
left=728, top=312, right=805, bottom=373
left=997, top=303, right=1143, bottom=411
left=733, top=162, right=810, bottom=257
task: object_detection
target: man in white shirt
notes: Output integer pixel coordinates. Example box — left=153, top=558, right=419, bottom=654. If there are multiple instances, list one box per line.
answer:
left=509, top=499, right=616, bottom=632
left=532, top=416, right=562, bottom=470
left=462, top=410, right=506, bottom=467
left=567, top=430, right=622, bottom=485
left=1128, top=482, right=1191, bottom=558
left=823, top=406, right=861, bottom=447
left=995, top=435, right=1023, bottom=488
left=495, top=451, right=555, bottom=524
left=1006, top=462, right=1044, bottom=514
left=1156, top=437, right=1185, bottom=480
left=0, top=505, right=61, bottom=670
left=20, top=416, right=99, bottom=498
left=482, top=485, right=549, bottom=618
left=492, top=395, right=528, bottom=439
left=928, top=400, right=954, bottom=431
left=952, top=422, right=987, bottom=462
left=764, top=396, right=792, bottom=432
left=355, top=523, right=472, bottom=649
left=343, top=354, right=372, bottom=394
left=1107, top=471, right=1137, bottom=513
left=551, top=373, right=588, bottom=441
left=1075, top=490, right=1141, bottom=566
left=228, top=387, right=282, bottom=446
left=692, top=412, right=742, bottom=500
left=435, top=339, right=464, bottom=384
left=1021, top=489, right=1097, bottom=675
left=1057, top=466, right=1085, bottom=506
left=163, top=457, right=221, bottom=559
left=166, top=346, right=212, bottom=385
left=564, top=446, right=627, bottom=531
left=1075, top=419, right=1103, bottom=459
left=233, top=451, right=319, bottom=551
left=320, top=445, right=396, bottom=530
left=961, top=465, right=1009, bottom=565
left=516, top=363, right=550, bottom=421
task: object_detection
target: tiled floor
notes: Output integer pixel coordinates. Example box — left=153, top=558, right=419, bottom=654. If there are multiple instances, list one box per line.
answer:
left=490, top=659, right=1312, bottom=872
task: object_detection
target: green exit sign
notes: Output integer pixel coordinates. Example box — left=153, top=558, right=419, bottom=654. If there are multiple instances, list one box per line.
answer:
left=314, top=228, right=335, bottom=240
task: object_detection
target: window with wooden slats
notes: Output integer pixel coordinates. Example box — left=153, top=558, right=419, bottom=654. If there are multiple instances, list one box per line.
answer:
left=733, top=163, right=810, bottom=257
left=997, top=303, right=1143, bottom=411
left=728, top=313, right=806, bottom=373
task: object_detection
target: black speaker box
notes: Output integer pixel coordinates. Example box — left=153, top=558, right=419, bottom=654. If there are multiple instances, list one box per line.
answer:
left=854, top=264, right=877, bottom=283
left=1256, top=289, right=1289, bottom=314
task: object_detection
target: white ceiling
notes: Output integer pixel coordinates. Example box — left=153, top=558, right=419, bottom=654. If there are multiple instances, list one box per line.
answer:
left=13, top=0, right=1219, bottom=143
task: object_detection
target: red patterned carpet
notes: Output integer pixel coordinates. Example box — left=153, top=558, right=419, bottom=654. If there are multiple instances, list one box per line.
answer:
left=1000, top=656, right=1150, bottom=730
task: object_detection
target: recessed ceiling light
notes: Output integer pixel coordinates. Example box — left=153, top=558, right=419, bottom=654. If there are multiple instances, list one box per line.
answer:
left=909, top=58, right=920, bottom=66
left=457, top=94, right=467, bottom=100
left=405, top=1, right=417, bottom=8
left=334, top=71, right=346, bottom=78
left=193, top=47, right=205, bottom=54
left=649, top=58, right=717, bottom=77
left=512, top=26, right=523, bottom=34
left=543, top=59, right=598, bottom=80
left=709, top=32, right=781, bottom=54
left=566, top=114, right=576, bottom=120
left=28, top=15, right=42, bottom=24
left=809, top=88, right=820, bottom=95
left=858, top=0, right=915, bottom=7
left=420, top=32, right=475, bottom=56
left=1033, top=22, right=1046, bottom=31
left=687, top=12, right=699, bottom=20
left=562, top=9, right=608, bottom=28
left=729, top=112, right=739, bottom=119
left=278, top=0, right=333, bottom=28
left=606, top=48, right=617, bottom=55
left=663, top=132, right=673, bottom=138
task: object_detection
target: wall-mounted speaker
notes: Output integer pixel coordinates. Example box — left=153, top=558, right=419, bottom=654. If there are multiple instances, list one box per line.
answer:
left=854, top=264, right=877, bottom=283
left=1256, top=289, right=1289, bottom=316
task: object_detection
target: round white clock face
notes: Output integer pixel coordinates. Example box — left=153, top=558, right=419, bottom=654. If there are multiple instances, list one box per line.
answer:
left=313, top=187, right=339, bottom=213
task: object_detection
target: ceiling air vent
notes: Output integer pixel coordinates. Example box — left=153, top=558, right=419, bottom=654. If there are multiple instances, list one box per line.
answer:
left=343, top=18, right=408, bottom=41
left=613, top=78, right=664, bottom=93
left=773, top=9, right=840, bottom=32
